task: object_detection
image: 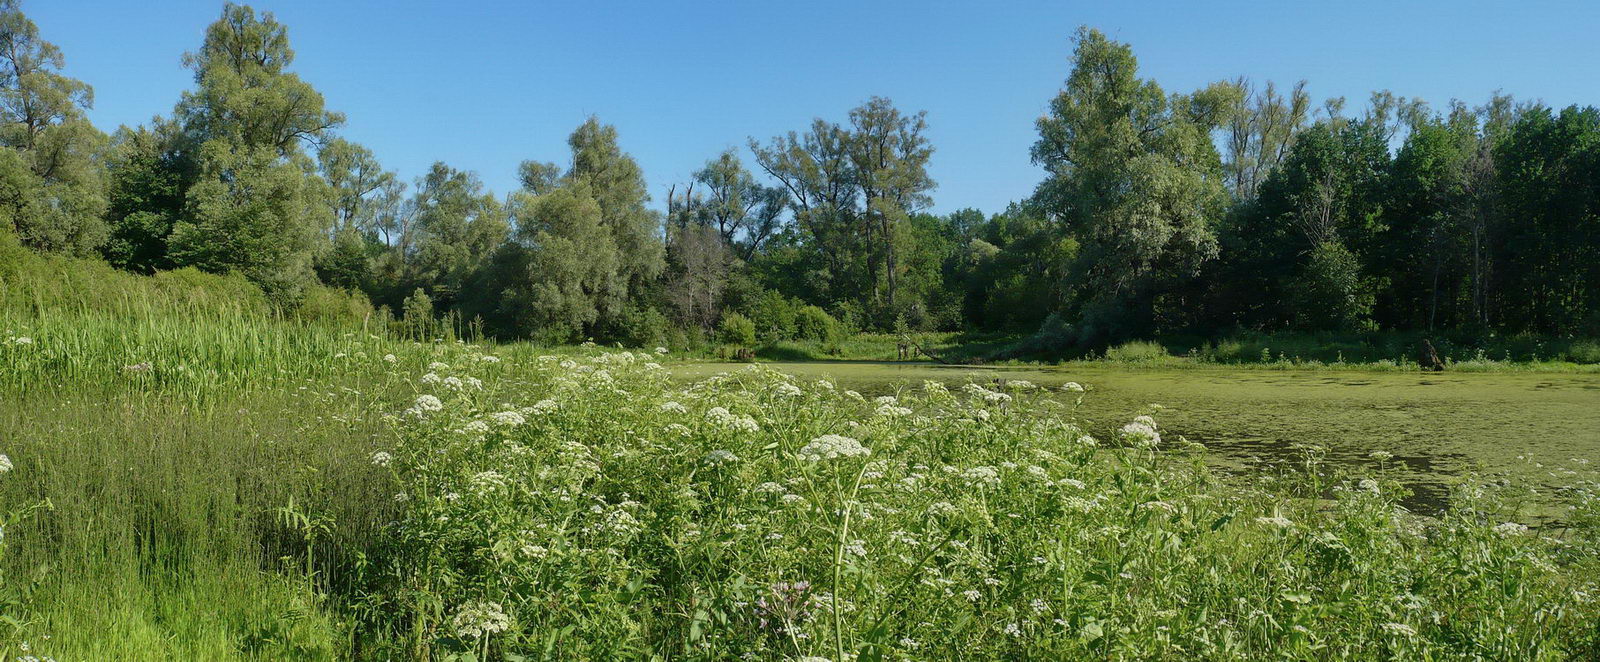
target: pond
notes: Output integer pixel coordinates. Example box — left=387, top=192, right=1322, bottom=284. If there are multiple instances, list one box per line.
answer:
left=674, top=361, right=1600, bottom=516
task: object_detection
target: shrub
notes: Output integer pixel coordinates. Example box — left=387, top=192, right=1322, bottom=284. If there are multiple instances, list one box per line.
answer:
left=718, top=311, right=757, bottom=347
left=613, top=304, right=671, bottom=349
left=746, top=290, right=797, bottom=342
left=793, top=305, right=842, bottom=343
left=294, top=284, right=374, bottom=326
left=1568, top=340, right=1600, bottom=364
left=1104, top=339, right=1171, bottom=363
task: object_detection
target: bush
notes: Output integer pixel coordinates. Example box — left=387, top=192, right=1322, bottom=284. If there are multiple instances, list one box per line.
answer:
left=1568, top=340, right=1600, bottom=364
left=793, top=305, right=842, bottom=343
left=294, top=284, right=374, bottom=326
left=718, top=312, right=757, bottom=347
left=613, top=304, right=670, bottom=349
left=746, top=290, right=797, bottom=342
left=1104, top=339, right=1171, bottom=363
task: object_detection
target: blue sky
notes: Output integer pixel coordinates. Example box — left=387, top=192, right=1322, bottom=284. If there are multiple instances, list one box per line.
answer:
left=29, top=0, right=1600, bottom=216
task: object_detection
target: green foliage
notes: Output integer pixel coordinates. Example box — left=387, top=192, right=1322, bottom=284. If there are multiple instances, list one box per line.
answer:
left=717, top=311, right=757, bottom=347
left=1031, top=27, right=1233, bottom=344
left=0, top=1, right=109, bottom=256
left=167, top=143, right=328, bottom=303
left=611, top=302, right=670, bottom=349
left=793, top=304, right=842, bottom=343
left=400, top=287, right=434, bottom=339
left=1293, top=241, right=1378, bottom=332
left=504, top=182, right=618, bottom=341
left=746, top=289, right=797, bottom=342
left=1103, top=339, right=1172, bottom=363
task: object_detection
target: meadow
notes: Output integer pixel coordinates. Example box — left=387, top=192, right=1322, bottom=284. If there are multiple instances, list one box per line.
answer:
left=2, top=309, right=1599, bottom=660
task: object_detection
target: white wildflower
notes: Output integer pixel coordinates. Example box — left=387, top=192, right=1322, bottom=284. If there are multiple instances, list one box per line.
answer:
left=1494, top=522, right=1529, bottom=537
left=1119, top=418, right=1161, bottom=449
left=705, top=449, right=740, bottom=466
left=413, top=394, right=444, bottom=412
left=1380, top=622, right=1418, bottom=637
left=798, top=434, right=870, bottom=462
left=489, top=410, right=526, bottom=427
left=1256, top=515, right=1295, bottom=529
left=451, top=600, right=511, bottom=639
left=370, top=451, right=393, bottom=467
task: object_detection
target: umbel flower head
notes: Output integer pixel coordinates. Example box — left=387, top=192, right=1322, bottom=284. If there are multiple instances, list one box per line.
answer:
left=798, top=434, right=870, bottom=462
left=451, top=600, right=511, bottom=639
left=1119, top=416, right=1160, bottom=449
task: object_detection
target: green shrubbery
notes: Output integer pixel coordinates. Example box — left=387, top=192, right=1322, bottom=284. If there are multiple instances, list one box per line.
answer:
left=4, top=305, right=1599, bottom=658
left=1102, top=339, right=1172, bottom=364
left=718, top=311, right=757, bottom=347
left=348, top=350, right=1600, bottom=659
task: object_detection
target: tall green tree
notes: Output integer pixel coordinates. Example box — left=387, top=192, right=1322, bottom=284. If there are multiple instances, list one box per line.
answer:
left=0, top=0, right=108, bottom=255
left=501, top=182, right=619, bottom=341
left=1030, top=27, right=1237, bottom=344
left=565, top=117, right=664, bottom=293
left=400, top=162, right=507, bottom=310
left=495, top=118, right=664, bottom=339
left=102, top=123, right=186, bottom=272
left=164, top=3, right=343, bottom=300
left=750, top=97, right=935, bottom=327
left=667, top=148, right=785, bottom=259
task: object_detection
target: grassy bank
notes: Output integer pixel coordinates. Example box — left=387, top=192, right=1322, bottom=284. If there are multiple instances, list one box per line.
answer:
left=709, top=331, right=1600, bottom=373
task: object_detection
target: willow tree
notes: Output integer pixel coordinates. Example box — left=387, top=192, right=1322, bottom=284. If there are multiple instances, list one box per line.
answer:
left=1031, top=27, right=1237, bottom=344
left=165, top=2, right=343, bottom=299
left=499, top=117, right=663, bottom=340
left=750, top=97, right=934, bottom=326
left=0, top=0, right=108, bottom=255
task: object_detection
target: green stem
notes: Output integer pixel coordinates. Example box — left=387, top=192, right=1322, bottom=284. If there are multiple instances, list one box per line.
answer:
left=833, top=463, right=867, bottom=662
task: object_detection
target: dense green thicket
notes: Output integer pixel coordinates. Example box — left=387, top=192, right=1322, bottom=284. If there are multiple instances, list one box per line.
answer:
left=1, top=4, right=1597, bottom=356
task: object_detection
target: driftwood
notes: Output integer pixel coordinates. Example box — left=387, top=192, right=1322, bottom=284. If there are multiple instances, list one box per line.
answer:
left=898, top=334, right=954, bottom=365
left=1418, top=339, right=1445, bottom=371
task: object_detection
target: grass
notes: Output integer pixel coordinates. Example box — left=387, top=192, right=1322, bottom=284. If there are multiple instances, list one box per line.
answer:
left=700, top=328, right=1600, bottom=373
left=2, top=306, right=1599, bottom=659
left=1, top=250, right=1598, bottom=658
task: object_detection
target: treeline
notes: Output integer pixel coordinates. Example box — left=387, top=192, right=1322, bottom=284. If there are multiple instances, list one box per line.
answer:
left=2, top=4, right=1598, bottom=351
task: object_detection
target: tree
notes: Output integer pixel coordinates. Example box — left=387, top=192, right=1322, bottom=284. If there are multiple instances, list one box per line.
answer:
left=319, top=137, right=400, bottom=238
left=1493, top=105, right=1600, bottom=334
left=667, top=148, right=785, bottom=259
left=401, top=162, right=507, bottom=310
left=497, top=117, right=665, bottom=339
left=565, top=117, right=664, bottom=293
left=663, top=223, right=733, bottom=330
left=102, top=124, right=186, bottom=272
left=164, top=3, right=344, bottom=300
left=167, top=141, right=329, bottom=298
left=749, top=97, right=935, bottom=326
left=1224, top=78, right=1311, bottom=200
left=503, top=182, right=619, bottom=341
left=1030, top=27, right=1236, bottom=344
left=0, top=0, right=108, bottom=255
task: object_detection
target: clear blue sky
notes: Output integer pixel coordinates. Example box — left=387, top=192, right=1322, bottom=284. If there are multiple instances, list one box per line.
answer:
left=30, top=0, right=1600, bottom=216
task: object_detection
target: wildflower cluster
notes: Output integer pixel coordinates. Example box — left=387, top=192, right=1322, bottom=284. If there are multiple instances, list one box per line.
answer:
left=359, top=349, right=1600, bottom=660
